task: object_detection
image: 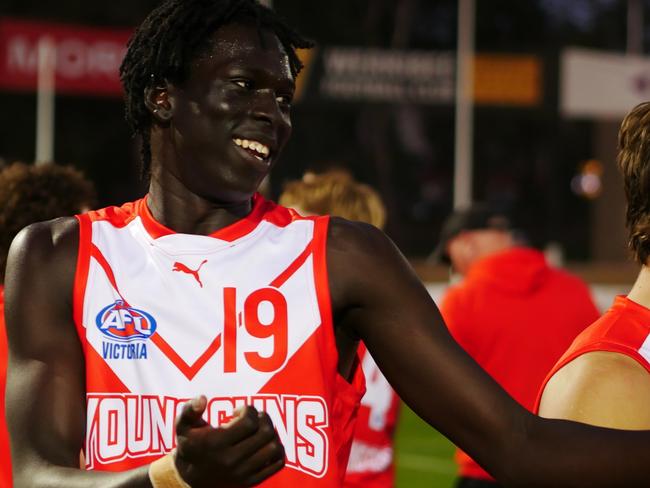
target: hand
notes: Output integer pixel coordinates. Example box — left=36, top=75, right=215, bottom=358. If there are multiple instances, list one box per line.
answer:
left=174, top=396, right=285, bottom=487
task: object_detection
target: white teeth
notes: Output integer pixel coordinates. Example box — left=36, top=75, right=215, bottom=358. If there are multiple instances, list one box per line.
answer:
left=233, top=138, right=270, bottom=158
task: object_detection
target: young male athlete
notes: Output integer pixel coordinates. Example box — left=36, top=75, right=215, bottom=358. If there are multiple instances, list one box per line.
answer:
left=6, top=1, right=650, bottom=487
left=0, top=162, right=96, bottom=488
left=279, top=170, right=400, bottom=488
left=537, top=101, right=650, bottom=430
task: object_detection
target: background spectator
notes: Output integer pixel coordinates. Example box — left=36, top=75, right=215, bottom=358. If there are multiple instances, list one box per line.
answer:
left=437, top=203, right=600, bottom=488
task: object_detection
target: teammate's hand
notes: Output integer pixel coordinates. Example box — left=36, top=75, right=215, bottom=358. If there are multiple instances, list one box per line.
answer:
left=174, top=396, right=285, bottom=487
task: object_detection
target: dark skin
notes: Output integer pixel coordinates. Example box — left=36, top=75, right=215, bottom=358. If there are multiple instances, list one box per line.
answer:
left=6, top=22, right=650, bottom=488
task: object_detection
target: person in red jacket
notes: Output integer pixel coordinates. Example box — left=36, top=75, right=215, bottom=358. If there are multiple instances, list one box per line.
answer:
left=0, top=162, right=95, bottom=488
left=437, top=204, right=600, bottom=488
left=279, top=169, right=400, bottom=488
left=537, top=101, right=650, bottom=432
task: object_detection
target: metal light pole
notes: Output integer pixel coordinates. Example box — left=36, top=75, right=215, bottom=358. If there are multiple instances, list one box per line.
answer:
left=35, top=37, right=56, bottom=165
left=453, top=0, right=475, bottom=209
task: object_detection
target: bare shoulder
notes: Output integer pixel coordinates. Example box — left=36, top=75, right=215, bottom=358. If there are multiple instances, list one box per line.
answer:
left=5, top=217, right=79, bottom=352
left=8, top=217, right=79, bottom=272
left=325, top=217, right=437, bottom=338
left=8, top=216, right=79, bottom=264
left=327, top=216, right=398, bottom=259
left=539, top=351, right=650, bottom=429
left=326, top=217, right=418, bottom=305
left=6, top=216, right=79, bottom=297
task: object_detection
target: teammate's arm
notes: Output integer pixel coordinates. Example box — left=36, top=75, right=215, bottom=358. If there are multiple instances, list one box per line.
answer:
left=327, top=218, right=650, bottom=487
left=4, top=219, right=284, bottom=487
left=539, top=351, right=650, bottom=429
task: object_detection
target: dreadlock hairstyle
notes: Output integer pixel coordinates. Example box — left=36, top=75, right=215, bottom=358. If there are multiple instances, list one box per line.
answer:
left=120, top=0, right=313, bottom=179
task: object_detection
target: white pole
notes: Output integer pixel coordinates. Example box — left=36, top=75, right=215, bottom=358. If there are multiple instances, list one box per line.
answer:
left=454, top=0, right=475, bottom=209
left=36, top=37, right=56, bottom=165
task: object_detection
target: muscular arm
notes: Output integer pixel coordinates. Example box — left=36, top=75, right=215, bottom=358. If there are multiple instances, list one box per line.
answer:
left=539, top=351, right=650, bottom=429
left=5, top=219, right=151, bottom=487
left=327, top=219, right=650, bottom=487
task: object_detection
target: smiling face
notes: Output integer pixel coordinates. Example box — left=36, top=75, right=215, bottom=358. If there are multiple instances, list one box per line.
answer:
left=153, top=22, right=295, bottom=203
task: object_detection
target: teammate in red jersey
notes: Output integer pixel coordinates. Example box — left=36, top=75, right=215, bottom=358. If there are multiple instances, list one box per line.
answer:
left=280, top=170, right=401, bottom=488
left=7, top=1, right=650, bottom=487
left=0, top=162, right=95, bottom=488
left=537, top=101, right=650, bottom=430
left=437, top=204, right=599, bottom=488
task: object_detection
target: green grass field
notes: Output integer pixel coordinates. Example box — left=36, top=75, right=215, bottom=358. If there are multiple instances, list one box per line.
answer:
left=395, top=403, right=457, bottom=488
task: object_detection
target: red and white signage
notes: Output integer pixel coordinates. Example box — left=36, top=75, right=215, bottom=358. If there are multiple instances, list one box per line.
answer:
left=0, top=17, right=132, bottom=97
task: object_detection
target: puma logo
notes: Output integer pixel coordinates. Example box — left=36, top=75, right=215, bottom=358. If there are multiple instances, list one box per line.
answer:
left=173, top=259, right=208, bottom=288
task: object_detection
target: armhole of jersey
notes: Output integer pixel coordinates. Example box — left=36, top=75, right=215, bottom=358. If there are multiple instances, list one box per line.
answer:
left=312, top=216, right=333, bottom=335
left=534, top=342, right=650, bottom=413
left=312, top=216, right=365, bottom=394
left=73, top=214, right=92, bottom=349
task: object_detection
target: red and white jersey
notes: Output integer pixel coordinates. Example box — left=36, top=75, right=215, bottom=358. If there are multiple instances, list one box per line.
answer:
left=74, top=194, right=365, bottom=486
left=344, top=344, right=399, bottom=488
left=536, top=295, right=650, bottom=412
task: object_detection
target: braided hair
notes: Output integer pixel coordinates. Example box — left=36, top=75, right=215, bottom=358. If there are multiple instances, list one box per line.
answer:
left=120, top=0, right=313, bottom=178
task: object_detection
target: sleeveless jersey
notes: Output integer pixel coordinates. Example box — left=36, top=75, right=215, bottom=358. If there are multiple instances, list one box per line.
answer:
left=535, top=295, right=650, bottom=412
left=74, top=195, right=365, bottom=486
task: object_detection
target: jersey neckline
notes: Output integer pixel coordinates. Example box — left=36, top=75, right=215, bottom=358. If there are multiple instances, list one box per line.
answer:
left=136, top=193, right=268, bottom=242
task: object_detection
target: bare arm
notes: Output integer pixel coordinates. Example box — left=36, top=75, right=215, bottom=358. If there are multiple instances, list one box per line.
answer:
left=327, top=218, right=650, bottom=487
left=5, top=218, right=151, bottom=487
left=5, top=219, right=284, bottom=487
left=539, top=351, right=650, bottom=429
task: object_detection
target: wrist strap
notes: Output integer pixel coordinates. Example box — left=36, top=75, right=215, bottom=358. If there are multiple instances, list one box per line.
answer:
left=149, top=452, right=191, bottom=488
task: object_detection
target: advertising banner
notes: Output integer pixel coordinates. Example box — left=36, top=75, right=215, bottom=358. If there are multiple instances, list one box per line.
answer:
left=561, top=48, right=650, bottom=119
left=0, top=17, right=131, bottom=97
left=473, top=54, right=542, bottom=107
left=318, top=48, right=456, bottom=104
left=315, top=47, right=542, bottom=107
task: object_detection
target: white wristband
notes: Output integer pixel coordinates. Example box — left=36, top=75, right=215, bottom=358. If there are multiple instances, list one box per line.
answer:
left=149, top=451, right=191, bottom=488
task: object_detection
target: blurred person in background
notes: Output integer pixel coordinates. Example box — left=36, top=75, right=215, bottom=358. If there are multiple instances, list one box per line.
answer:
left=537, top=101, right=650, bottom=433
left=10, top=1, right=650, bottom=487
left=0, top=161, right=96, bottom=488
left=280, top=170, right=399, bottom=488
left=437, top=204, right=600, bottom=488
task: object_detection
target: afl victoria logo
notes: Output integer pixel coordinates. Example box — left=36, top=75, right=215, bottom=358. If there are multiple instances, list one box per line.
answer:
left=96, top=300, right=157, bottom=342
